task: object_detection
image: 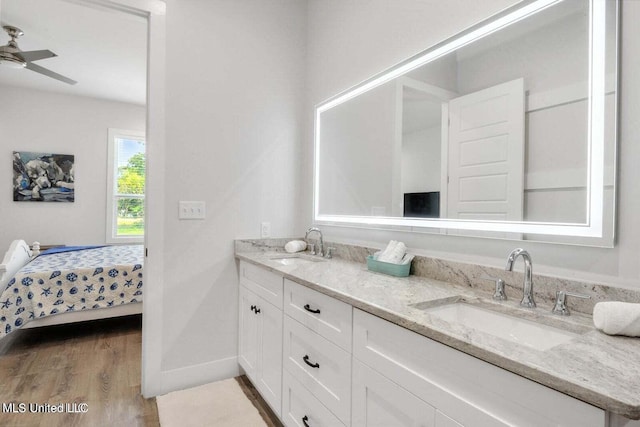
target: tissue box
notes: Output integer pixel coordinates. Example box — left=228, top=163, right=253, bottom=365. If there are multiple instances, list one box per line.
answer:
left=366, top=255, right=411, bottom=277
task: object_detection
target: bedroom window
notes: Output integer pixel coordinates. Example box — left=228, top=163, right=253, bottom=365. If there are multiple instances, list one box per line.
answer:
left=106, top=128, right=146, bottom=244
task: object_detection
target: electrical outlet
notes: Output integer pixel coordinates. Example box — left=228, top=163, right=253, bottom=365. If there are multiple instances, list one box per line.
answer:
left=179, top=201, right=206, bottom=220
left=261, top=222, right=271, bottom=238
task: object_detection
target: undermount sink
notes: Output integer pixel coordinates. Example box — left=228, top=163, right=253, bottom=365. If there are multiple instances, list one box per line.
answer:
left=416, top=301, right=578, bottom=351
left=268, top=254, right=326, bottom=266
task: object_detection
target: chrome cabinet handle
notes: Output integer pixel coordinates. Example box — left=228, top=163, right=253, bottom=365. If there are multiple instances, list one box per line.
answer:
left=304, top=304, right=321, bottom=314
left=302, top=415, right=311, bottom=427
left=303, top=354, right=320, bottom=369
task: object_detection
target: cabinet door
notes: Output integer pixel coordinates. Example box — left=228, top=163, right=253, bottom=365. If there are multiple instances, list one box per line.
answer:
left=435, top=411, right=462, bottom=427
left=352, top=359, right=435, bottom=427
left=238, top=286, right=259, bottom=379
left=255, top=297, right=283, bottom=417
left=353, top=309, right=604, bottom=427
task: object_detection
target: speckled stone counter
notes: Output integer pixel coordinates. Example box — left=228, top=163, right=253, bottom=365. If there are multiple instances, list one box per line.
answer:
left=235, top=240, right=640, bottom=420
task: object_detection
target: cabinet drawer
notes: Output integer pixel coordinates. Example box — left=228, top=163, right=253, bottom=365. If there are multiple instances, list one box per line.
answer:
left=353, top=309, right=605, bottom=427
left=283, top=315, right=351, bottom=424
left=284, top=279, right=352, bottom=351
left=282, top=370, right=347, bottom=427
left=239, top=261, right=284, bottom=309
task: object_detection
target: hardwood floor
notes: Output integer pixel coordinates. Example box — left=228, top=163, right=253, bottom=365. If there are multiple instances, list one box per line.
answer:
left=0, top=315, right=159, bottom=427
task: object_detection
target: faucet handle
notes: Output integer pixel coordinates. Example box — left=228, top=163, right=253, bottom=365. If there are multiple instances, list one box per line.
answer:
left=552, top=290, right=590, bottom=316
left=325, top=247, right=335, bottom=259
left=480, top=276, right=506, bottom=301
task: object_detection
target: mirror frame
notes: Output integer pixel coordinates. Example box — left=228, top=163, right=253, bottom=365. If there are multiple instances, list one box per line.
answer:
left=313, top=0, right=617, bottom=239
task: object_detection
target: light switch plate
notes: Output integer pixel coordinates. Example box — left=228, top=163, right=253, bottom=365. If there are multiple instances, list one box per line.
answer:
left=179, top=201, right=206, bottom=220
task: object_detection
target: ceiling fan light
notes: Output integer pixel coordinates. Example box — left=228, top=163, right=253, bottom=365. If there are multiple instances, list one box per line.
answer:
left=0, top=54, right=26, bottom=69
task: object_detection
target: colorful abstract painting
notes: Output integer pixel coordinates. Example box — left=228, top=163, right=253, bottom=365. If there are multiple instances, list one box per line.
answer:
left=13, top=151, right=75, bottom=202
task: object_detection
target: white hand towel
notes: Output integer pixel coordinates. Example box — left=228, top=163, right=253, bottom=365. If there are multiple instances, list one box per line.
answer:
left=593, top=301, right=640, bottom=337
left=388, top=242, right=407, bottom=264
left=376, top=240, right=398, bottom=263
left=401, top=254, right=415, bottom=265
left=284, top=240, right=307, bottom=253
left=377, top=240, right=407, bottom=264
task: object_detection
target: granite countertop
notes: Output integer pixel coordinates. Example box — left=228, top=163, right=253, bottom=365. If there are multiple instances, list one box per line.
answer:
left=235, top=249, right=640, bottom=420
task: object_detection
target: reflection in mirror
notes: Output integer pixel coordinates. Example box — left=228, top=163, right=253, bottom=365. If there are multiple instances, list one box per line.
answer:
left=315, top=0, right=617, bottom=243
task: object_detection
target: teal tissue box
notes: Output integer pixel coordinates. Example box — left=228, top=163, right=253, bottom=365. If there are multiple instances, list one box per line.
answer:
left=366, top=255, right=411, bottom=277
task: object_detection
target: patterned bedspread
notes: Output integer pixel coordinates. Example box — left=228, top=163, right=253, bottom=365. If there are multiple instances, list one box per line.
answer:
left=0, top=245, right=143, bottom=338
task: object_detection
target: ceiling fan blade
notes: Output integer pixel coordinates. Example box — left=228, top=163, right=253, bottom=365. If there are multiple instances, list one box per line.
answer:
left=25, top=62, right=77, bottom=85
left=16, top=49, right=57, bottom=63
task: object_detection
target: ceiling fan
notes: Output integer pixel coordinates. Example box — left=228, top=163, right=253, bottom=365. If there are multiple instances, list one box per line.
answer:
left=0, top=25, right=77, bottom=85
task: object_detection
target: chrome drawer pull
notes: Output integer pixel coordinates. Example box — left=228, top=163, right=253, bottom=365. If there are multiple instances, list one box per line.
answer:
left=303, top=354, right=320, bottom=369
left=303, top=304, right=321, bottom=314
left=302, top=415, right=311, bottom=427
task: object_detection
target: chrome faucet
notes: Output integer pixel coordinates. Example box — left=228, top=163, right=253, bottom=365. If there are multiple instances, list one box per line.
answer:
left=505, top=248, right=535, bottom=308
left=305, top=227, right=324, bottom=257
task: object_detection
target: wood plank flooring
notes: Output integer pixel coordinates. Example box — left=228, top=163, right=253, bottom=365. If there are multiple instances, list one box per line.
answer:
left=0, top=315, right=158, bottom=427
left=0, top=315, right=283, bottom=427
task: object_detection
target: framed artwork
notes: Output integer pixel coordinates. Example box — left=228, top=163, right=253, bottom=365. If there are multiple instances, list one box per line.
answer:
left=13, top=151, right=75, bottom=202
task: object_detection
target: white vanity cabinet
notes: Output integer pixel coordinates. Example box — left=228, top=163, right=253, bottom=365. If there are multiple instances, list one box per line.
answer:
left=238, top=260, right=625, bottom=427
left=353, top=308, right=605, bottom=427
left=238, top=261, right=284, bottom=417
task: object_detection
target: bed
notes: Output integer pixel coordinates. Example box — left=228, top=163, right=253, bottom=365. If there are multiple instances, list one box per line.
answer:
left=0, top=240, right=143, bottom=339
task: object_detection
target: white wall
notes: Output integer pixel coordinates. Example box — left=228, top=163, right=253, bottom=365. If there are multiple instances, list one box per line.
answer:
left=319, top=81, right=395, bottom=216
left=305, top=0, right=640, bottom=287
left=402, top=126, right=440, bottom=194
left=156, top=0, right=306, bottom=385
left=0, top=85, right=145, bottom=251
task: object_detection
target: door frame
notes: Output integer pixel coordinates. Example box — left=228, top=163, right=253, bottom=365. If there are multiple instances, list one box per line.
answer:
left=71, top=0, right=166, bottom=398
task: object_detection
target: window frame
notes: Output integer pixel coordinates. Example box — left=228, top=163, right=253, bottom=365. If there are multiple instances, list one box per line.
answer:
left=106, top=128, right=146, bottom=244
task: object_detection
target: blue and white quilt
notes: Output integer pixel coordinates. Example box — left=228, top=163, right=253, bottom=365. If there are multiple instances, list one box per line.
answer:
left=0, top=245, right=143, bottom=338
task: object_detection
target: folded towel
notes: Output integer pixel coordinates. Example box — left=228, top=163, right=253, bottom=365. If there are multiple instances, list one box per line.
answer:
left=284, top=240, right=307, bottom=253
left=377, top=240, right=407, bottom=264
left=401, top=254, right=415, bottom=265
left=376, top=240, right=397, bottom=262
left=593, top=302, right=640, bottom=337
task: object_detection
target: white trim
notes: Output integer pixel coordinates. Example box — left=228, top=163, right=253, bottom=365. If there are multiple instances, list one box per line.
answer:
left=63, top=0, right=165, bottom=16
left=159, top=357, right=240, bottom=395
left=106, top=128, right=146, bottom=244
left=142, top=5, right=166, bottom=398
left=73, top=0, right=165, bottom=399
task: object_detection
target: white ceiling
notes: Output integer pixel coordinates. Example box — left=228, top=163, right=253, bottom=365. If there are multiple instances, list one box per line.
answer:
left=0, top=0, right=147, bottom=105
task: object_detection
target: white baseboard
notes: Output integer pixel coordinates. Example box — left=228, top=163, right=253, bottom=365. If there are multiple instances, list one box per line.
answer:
left=159, top=356, right=240, bottom=395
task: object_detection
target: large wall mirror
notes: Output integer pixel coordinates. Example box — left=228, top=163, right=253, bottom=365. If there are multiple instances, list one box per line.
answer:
left=314, top=0, right=618, bottom=246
